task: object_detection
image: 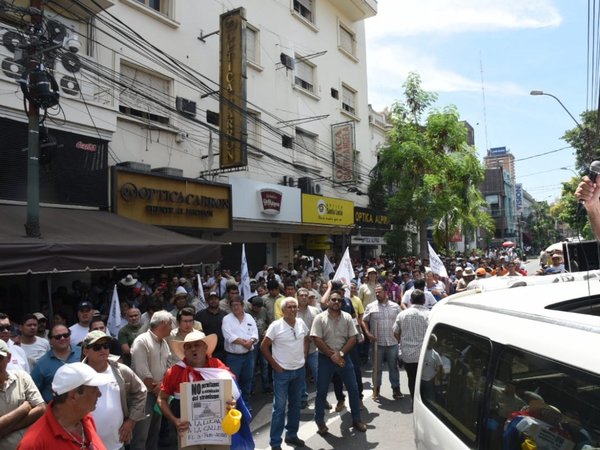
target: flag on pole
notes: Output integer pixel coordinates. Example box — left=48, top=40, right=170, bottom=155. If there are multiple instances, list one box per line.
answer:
left=427, top=242, right=449, bottom=278
left=333, top=247, right=354, bottom=298
left=323, top=254, right=335, bottom=279
left=107, top=284, right=122, bottom=338
left=196, top=273, right=208, bottom=311
left=240, top=244, right=252, bottom=301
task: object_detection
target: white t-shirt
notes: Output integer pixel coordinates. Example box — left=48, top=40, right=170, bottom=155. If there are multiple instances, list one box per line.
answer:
left=401, top=288, right=437, bottom=310
left=20, top=337, right=50, bottom=365
left=6, top=339, right=30, bottom=373
left=92, top=365, right=124, bottom=450
left=421, top=348, right=443, bottom=381
left=69, top=323, right=90, bottom=346
left=264, top=318, right=308, bottom=370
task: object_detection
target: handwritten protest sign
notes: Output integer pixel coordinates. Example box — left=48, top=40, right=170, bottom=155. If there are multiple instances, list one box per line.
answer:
left=180, top=378, right=232, bottom=448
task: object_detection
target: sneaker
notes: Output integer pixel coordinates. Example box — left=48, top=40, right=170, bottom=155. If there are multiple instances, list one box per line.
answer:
left=335, top=400, right=346, bottom=412
left=284, top=436, right=306, bottom=447
left=353, top=420, right=367, bottom=432
left=393, top=388, right=404, bottom=399
left=316, top=422, right=329, bottom=436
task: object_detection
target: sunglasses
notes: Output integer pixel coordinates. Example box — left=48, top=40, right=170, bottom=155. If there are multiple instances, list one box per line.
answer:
left=52, top=332, right=71, bottom=340
left=330, top=297, right=342, bottom=303
left=0, top=325, right=11, bottom=332
left=88, top=342, right=111, bottom=351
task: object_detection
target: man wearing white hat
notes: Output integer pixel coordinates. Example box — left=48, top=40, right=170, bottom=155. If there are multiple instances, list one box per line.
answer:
left=0, top=339, right=45, bottom=450
left=82, top=330, right=147, bottom=450
left=18, top=362, right=111, bottom=449
left=159, top=330, right=254, bottom=449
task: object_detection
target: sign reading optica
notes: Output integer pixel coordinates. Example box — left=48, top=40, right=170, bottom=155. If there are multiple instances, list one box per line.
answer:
left=302, top=194, right=354, bottom=226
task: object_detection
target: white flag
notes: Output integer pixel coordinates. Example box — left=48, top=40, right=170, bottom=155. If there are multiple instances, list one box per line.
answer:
left=333, top=247, right=353, bottom=298
left=323, top=254, right=335, bottom=279
left=196, top=273, right=208, bottom=311
left=427, top=242, right=449, bottom=278
left=240, top=244, right=252, bottom=301
left=107, top=284, right=121, bottom=338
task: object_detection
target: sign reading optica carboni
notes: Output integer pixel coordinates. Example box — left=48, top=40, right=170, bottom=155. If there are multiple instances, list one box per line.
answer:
left=114, top=169, right=231, bottom=230
left=301, top=194, right=354, bottom=226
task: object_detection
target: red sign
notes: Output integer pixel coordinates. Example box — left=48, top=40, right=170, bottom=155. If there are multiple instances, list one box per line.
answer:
left=258, top=189, right=282, bottom=215
left=332, top=122, right=354, bottom=182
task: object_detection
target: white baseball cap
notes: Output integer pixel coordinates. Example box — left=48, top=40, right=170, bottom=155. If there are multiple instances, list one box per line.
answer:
left=52, top=362, right=111, bottom=396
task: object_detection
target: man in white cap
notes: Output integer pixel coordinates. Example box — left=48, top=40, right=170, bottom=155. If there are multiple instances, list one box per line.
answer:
left=0, top=339, right=46, bottom=450
left=82, top=330, right=147, bottom=450
left=18, top=362, right=111, bottom=449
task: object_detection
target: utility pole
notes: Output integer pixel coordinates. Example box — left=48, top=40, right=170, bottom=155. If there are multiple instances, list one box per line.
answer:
left=24, top=0, right=43, bottom=238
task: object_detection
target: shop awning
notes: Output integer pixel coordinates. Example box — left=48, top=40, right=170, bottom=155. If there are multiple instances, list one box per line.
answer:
left=0, top=204, right=223, bottom=276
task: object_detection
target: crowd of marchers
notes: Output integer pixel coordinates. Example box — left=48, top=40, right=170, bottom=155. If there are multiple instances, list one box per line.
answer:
left=0, top=248, right=567, bottom=450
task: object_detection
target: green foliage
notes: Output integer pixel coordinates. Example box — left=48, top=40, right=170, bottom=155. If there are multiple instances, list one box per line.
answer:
left=526, top=201, right=559, bottom=251
left=553, top=177, right=593, bottom=239
left=562, top=110, right=600, bottom=172
left=369, top=72, right=493, bottom=255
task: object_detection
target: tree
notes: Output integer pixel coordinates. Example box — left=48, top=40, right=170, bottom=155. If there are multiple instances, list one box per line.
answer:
left=552, top=177, right=592, bottom=239
left=562, top=110, right=600, bottom=173
left=526, top=201, right=558, bottom=252
left=370, top=73, right=493, bottom=257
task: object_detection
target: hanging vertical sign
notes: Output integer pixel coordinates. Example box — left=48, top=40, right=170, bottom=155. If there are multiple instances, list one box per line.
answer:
left=515, top=183, right=523, bottom=213
left=219, top=8, right=247, bottom=169
left=331, top=122, right=355, bottom=182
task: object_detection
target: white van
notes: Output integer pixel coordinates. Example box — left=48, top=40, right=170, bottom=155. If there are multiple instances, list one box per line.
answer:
left=413, top=276, right=600, bottom=450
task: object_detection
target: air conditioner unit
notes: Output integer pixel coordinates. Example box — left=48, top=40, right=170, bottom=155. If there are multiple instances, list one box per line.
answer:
left=176, top=96, right=197, bottom=117
left=313, top=183, right=321, bottom=195
left=175, top=131, right=187, bottom=143
left=287, top=176, right=295, bottom=187
left=298, top=176, right=313, bottom=194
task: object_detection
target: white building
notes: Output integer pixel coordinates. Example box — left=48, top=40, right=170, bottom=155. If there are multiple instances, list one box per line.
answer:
left=0, top=0, right=382, bottom=269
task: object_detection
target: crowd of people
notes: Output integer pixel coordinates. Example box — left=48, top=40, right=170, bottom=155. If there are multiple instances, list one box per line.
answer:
left=0, top=247, right=566, bottom=450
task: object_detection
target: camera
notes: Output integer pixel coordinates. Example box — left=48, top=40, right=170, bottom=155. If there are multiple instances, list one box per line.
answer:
left=63, top=35, right=81, bottom=54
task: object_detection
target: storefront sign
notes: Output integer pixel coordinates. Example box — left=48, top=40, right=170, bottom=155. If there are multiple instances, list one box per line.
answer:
left=230, top=178, right=301, bottom=222
left=258, top=189, right=282, bottom=215
left=350, top=236, right=385, bottom=245
left=515, top=183, right=523, bottom=212
left=306, top=235, right=332, bottom=250
left=354, top=207, right=390, bottom=231
left=489, top=146, right=507, bottom=156
left=114, top=169, right=231, bottom=230
left=332, top=122, right=355, bottom=182
left=219, top=8, right=247, bottom=169
left=302, top=194, right=354, bottom=226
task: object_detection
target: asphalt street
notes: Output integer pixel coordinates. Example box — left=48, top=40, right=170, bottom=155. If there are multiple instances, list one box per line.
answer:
left=249, top=365, right=416, bottom=450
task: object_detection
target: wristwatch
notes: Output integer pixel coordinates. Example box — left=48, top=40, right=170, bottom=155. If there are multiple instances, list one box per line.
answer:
left=339, top=350, right=345, bottom=357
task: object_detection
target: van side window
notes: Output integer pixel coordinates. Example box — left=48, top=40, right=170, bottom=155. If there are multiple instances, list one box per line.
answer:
left=422, top=324, right=492, bottom=447
left=484, top=347, right=600, bottom=450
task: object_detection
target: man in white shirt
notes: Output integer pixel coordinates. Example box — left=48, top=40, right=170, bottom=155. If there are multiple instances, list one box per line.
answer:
left=261, top=297, right=309, bottom=450
left=82, top=330, right=147, bottom=450
left=222, top=295, right=258, bottom=407
left=0, top=312, right=29, bottom=373
left=69, top=301, right=95, bottom=346
left=19, top=314, right=50, bottom=368
left=401, top=279, right=437, bottom=310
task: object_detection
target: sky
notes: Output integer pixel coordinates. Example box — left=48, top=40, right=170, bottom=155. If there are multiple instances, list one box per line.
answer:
left=365, top=0, right=590, bottom=203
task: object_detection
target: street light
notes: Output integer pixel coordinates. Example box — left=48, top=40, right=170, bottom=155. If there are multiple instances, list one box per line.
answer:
left=529, top=90, right=581, bottom=127
left=531, top=90, right=593, bottom=165
left=560, top=167, right=579, bottom=177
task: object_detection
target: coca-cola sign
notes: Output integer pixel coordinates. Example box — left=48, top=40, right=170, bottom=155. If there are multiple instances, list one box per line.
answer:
left=258, top=189, right=282, bottom=215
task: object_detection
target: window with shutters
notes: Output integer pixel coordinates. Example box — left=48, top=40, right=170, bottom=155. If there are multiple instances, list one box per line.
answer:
left=294, top=57, right=315, bottom=93
left=119, top=63, right=171, bottom=124
left=341, top=84, right=357, bottom=116
left=339, top=22, right=356, bottom=57
left=293, top=0, right=314, bottom=24
left=294, top=128, right=320, bottom=171
left=246, top=25, right=260, bottom=68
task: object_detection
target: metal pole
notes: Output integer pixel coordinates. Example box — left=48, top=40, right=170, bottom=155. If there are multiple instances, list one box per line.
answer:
left=24, top=0, right=43, bottom=238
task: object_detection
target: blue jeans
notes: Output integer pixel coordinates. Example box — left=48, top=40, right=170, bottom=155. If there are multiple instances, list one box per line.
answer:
left=251, top=345, right=271, bottom=393
left=226, top=352, right=255, bottom=404
left=302, top=351, right=318, bottom=402
left=315, top=353, right=361, bottom=424
left=270, top=367, right=305, bottom=447
left=333, top=345, right=363, bottom=400
left=373, top=344, right=400, bottom=391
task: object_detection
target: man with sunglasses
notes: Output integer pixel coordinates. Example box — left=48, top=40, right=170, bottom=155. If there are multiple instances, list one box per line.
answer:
left=311, top=290, right=367, bottom=436
left=261, top=297, right=309, bottom=450
left=0, top=312, right=29, bottom=373
left=82, top=330, right=147, bottom=450
left=31, top=324, right=81, bottom=402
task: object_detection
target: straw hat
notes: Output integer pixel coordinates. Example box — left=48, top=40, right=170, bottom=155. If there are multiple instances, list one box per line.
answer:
left=169, top=330, right=218, bottom=360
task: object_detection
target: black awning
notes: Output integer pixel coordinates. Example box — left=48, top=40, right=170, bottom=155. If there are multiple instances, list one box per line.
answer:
left=0, top=205, right=223, bottom=275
